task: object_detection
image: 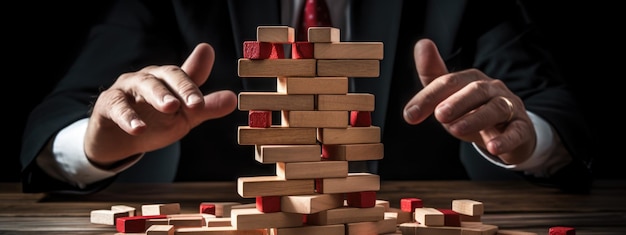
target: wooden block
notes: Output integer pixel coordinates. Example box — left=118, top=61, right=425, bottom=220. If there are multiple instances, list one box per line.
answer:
left=255, top=144, right=321, bottom=163
left=307, top=27, right=340, bottom=42
left=146, top=224, right=174, bottom=235
left=317, top=59, right=379, bottom=77
left=281, top=193, right=344, bottom=214
left=206, top=202, right=242, bottom=218
left=274, top=224, right=344, bottom=235
left=199, top=203, right=216, bottom=215
left=346, top=221, right=377, bottom=235
left=277, top=161, right=348, bottom=179
left=243, top=41, right=285, bottom=59
left=205, top=217, right=232, bottom=227
left=437, top=209, right=461, bottom=227
left=257, top=26, right=295, bottom=43
left=350, top=110, right=371, bottom=127
left=238, top=58, right=316, bottom=77
left=317, top=126, right=380, bottom=145
left=459, top=213, right=481, bottom=222
left=256, top=196, right=281, bottom=213
left=306, top=205, right=385, bottom=225
left=168, top=215, right=205, bottom=228
left=346, top=191, right=377, bottom=208
left=317, top=94, right=375, bottom=111
left=452, top=199, right=484, bottom=216
left=315, top=173, right=380, bottom=194
left=314, top=42, right=384, bottom=60
left=90, top=209, right=129, bottom=225
left=111, top=205, right=136, bottom=217
left=292, top=42, right=314, bottom=59
left=400, top=198, right=423, bottom=213
left=175, top=226, right=270, bottom=234
left=248, top=110, right=272, bottom=128
left=231, top=203, right=258, bottom=210
left=142, top=203, right=181, bottom=216
left=496, top=229, right=539, bottom=235
left=385, top=209, right=412, bottom=224
left=146, top=218, right=169, bottom=228
left=414, top=207, right=444, bottom=226
left=237, top=175, right=315, bottom=198
left=376, top=200, right=391, bottom=211
left=238, top=92, right=314, bottom=111
left=281, top=110, right=348, bottom=128
left=460, top=222, right=498, bottom=235
left=230, top=208, right=302, bottom=230
left=549, top=226, right=576, bottom=235
left=376, top=217, right=399, bottom=234
left=116, top=215, right=167, bottom=233
left=321, top=143, right=383, bottom=161
left=277, top=77, right=348, bottom=95
left=399, top=222, right=462, bottom=235
left=238, top=126, right=317, bottom=145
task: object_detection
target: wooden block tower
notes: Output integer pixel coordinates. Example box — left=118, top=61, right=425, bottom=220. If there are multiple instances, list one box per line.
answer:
left=234, top=26, right=397, bottom=234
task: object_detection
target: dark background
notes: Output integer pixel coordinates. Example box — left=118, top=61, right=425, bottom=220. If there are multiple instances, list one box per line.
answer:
left=4, top=2, right=623, bottom=182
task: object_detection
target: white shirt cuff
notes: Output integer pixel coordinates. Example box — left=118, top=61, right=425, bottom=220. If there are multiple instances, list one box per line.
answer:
left=473, top=111, right=571, bottom=177
left=38, top=118, right=142, bottom=188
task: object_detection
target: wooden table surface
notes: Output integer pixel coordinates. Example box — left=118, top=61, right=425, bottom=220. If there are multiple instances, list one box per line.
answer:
left=0, top=180, right=624, bottom=234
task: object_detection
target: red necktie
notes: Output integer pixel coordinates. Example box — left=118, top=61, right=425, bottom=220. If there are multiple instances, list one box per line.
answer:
left=297, top=0, right=333, bottom=41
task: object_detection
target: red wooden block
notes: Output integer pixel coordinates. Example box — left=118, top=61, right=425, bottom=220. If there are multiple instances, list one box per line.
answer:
left=346, top=191, right=377, bottom=208
left=400, top=198, right=423, bottom=213
left=350, top=111, right=371, bottom=127
left=199, top=203, right=216, bottom=215
left=315, top=179, right=324, bottom=193
left=321, top=144, right=331, bottom=159
left=437, top=208, right=461, bottom=227
left=256, top=196, right=281, bottom=213
left=249, top=110, right=272, bottom=128
left=549, top=226, right=575, bottom=235
left=292, top=42, right=314, bottom=59
left=243, top=41, right=285, bottom=59
left=116, top=215, right=167, bottom=233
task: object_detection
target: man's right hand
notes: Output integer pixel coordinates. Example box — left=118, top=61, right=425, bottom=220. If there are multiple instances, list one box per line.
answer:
left=84, top=43, right=237, bottom=168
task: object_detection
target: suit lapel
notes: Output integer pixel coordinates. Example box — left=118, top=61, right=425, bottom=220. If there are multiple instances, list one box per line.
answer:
left=228, top=0, right=282, bottom=91
left=349, top=0, right=403, bottom=130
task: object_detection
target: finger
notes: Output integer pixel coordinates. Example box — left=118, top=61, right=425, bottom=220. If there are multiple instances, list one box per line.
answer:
left=193, top=90, right=238, bottom=125
left=119, top=71, right=182, bottom=114
left=403, top=39, right=451, bottom=124
left=182, top=43, right=215, bottom=86
left=96, top=88, right=147, bottom=135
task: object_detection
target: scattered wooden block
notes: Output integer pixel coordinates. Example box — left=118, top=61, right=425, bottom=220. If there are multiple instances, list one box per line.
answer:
left=207, top=202, right=242, bottom=218
left=116, top=215, right=167, bottom=233
left=277, top=76, right=348, bottom=95
left=256, top=196, right=281, bottom=213
left=167, top=214, right=205, bottom=228
left=248, top=110, right=272, bottom=128
left=142, top=203, right=181, bottom=216
left=238, top=58, right=316, bottom=77
left=400, top=198, right=423, bottom=213
left=291, top=42, right=314, bottom=59
left=199, top=203, right=216, bottom=215
left=238, top=92, right=315, bottom=111
left=243, top=41, right=285, bottom=59
left=314, top=42, right=384, bottom=60
left=549, top=226, right=576, bottom=235
left=317, top=126, right=381, bottom=145
left=281, top=110, right=348, bottom=128
left=345, top=191, right=377, bottom=208
left=257, top=26, right=295, bottom=43
left=315, top=173, right=380, bottom=194
left=238, top=126, right=317, bottom=145
left=111, top=205, right=136, bottom=217
left=317, top=59, right=379, bottom=77
left=277, top=161, right=348, bottom=179
left=307, top=27, right=340, bottom=42
left=230, top=208, right=303, bottom=230
left=437, top=208, right=461, bottom=227
left=90, top=209, right=129, bottom=225
left=346, top=221, right=377, bottom=235
left=146, top=224, right=174, bottom=235
left=317, top=93, right=375, bottom=111
left=321, top=143, right=383, bottom=161
left=385, top=209, right=412, bottom=224
left=461, top=222, right=499, bottom=235
left=452, top=199, right=484, bottom=216
left=306, top=205, right=385, bottom=225
left=145, top=217, right=169, bottom=229
left=255, top=144, right=321, bottom=163
left=274, top=224, right=344, bottom=235
left=414, top=207, right=444, bottom=226
left=205, top=217, right=232, bottom=227
left=281, top=193, right=344, bottom=214
left=237, top=175, right=315, bottom=198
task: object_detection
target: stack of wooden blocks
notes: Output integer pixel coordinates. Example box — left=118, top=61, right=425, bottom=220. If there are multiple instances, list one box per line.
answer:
left=235, top=25, right=392, bottom=234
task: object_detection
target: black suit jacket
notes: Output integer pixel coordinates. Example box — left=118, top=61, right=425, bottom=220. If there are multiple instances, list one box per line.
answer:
left=20, top=0, right=594, bottom=194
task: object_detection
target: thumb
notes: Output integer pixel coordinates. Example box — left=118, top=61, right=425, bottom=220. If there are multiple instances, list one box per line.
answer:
left=181, top=43, right=215, bottom=86
left=414, top=39, right=448, bottom=86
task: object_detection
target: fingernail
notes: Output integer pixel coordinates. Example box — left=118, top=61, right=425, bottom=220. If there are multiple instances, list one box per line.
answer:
left=130, top=119, right=144, bottom=129
left=163, top=95, right=177, bottom=104
left=187, top=94, right=202, bottom=106
left=404, top=105, right=420, bottom=122
left=435, top=103, right=451, bottom=117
